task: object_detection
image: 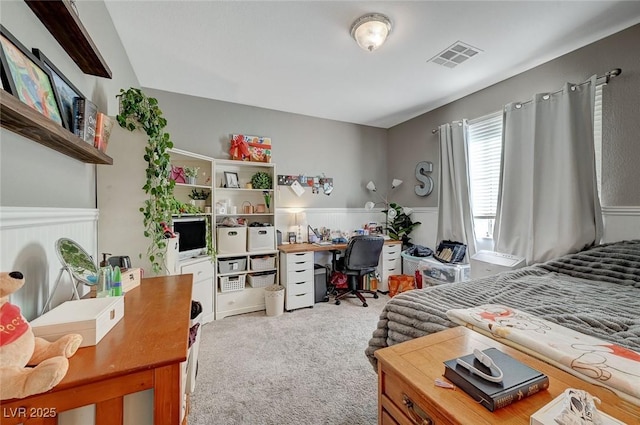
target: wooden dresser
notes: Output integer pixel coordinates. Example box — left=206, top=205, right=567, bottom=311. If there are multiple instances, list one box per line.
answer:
left=0, top=275, right=192, bottom=425
left=375, top=327, right=639, bottom=425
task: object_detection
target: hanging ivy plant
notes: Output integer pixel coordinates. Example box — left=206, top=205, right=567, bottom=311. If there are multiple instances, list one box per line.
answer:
left=116, top=88, right=175, bottom=275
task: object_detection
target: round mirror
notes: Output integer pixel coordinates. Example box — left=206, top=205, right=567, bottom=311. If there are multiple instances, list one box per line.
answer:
left=55, top=238, right=98, bottom=286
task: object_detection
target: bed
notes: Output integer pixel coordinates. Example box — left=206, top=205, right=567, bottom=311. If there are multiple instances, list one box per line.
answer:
left=365, top=240, right=640, bottom=380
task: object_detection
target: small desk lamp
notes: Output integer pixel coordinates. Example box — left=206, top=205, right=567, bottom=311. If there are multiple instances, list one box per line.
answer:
left=365, top=179, right=403, bottom=230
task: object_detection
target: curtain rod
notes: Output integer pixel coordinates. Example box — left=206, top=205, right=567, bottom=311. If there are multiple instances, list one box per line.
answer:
left=431, top=68, right=621, bottom=134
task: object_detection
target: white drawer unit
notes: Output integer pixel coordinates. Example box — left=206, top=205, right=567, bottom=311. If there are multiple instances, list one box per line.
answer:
left=217, top=286, right=267, bottom=319
left=180, top=257, right=214, bottom=323
left=280, top=251, right=314, bottom=311
left=377, top=242, right=402, bottom=292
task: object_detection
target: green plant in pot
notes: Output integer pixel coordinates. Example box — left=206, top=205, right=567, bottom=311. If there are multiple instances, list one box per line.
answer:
left=184, top=166, right=199, bottom=184
left=117, top=87, right=174, bottom=274
left=250, top=172, right=272, bottom=190
left=384, top=202, right=421, bottom=248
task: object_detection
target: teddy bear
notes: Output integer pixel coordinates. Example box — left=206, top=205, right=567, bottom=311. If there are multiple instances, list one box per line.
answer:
left=0, top=271, right=83, bottom=400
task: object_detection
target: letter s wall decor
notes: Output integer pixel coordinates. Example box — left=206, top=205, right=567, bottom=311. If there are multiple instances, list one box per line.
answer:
left=415, top=161, right=434, bottom=196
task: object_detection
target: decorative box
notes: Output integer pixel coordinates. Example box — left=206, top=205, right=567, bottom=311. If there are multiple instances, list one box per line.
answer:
left=217, top=226, right=247, bottom=254
left=247, top=226, right=275, bottom=251
left=30, top=296, right=125, bottom=347
left=530, top=392, right=625, bottom=425
left=229, top=134, right=271, bottom=163
left=89, top=268, right=141, bottom=297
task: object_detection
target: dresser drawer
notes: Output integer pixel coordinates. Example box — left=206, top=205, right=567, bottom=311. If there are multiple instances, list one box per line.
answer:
left=382, top=243, right=402, bottom=259
left=285, top=251, right=313, bottom=266
left=286, top=279, right=313, bottom=296
left=286, top=269, right=313, bottom=285
left=181, top=260, right=214, bottom=281
left=285, top=291, right=314, bottom=311
left=381, top=257, right=401, bottom=270
left=381, top=369, right=445, bottom=425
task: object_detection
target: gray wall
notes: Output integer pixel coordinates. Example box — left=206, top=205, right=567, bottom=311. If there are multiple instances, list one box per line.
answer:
left=143, top=88, right=388, bottom=208
left=388, top=23, right=640, bottom=208
left=0, top=1, right=139, bottom=208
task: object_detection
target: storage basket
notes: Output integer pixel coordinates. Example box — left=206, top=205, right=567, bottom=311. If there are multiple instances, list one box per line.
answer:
left=401, top=250, right=429, bottom=279
left=218, top=257, right=247, bottom=273
left=218, top=274, right=246, bottom=292
left=247, top=272, right=276, bottom=288
left=250, top=255, right=276, bottom=271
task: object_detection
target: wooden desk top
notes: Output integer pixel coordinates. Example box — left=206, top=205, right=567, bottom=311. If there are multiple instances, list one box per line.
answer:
left=375, top=326, right=640, bottom=424
left=278, top=239, right=401, bottom=254
left=46, top=275, right=192, bottom=392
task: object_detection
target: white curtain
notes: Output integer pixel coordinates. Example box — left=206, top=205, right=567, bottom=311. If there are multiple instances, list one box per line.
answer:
left=437, top=121, right=476, bottom=258
left=494, top=76, right=602, bottom=264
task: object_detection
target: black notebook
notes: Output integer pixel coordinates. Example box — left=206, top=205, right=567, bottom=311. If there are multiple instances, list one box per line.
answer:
left=443, top=348, right=549, bottom=411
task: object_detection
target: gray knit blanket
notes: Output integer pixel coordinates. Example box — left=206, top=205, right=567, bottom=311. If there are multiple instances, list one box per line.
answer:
left=365, top=240, right=640, bottom=369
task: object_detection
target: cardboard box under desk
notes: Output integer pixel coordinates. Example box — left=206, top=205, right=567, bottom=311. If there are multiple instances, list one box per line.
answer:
left=89, top=268, right=141, bottom=297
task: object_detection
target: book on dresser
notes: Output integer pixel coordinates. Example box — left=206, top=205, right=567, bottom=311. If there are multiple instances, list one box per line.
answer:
left=72, top=97, right=98, bottom=144
left=443, top=347, right=549, bottom=412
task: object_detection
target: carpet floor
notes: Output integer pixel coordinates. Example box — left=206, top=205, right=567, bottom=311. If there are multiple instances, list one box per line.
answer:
left=188, top=292, right=389, bottom=425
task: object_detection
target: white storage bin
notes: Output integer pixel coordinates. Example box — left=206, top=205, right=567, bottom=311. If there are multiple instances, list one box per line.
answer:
left=247, top=227, right=275, bottom=251
left=31, top=297, right=125, bottom=347
left=250, top=255, right=276, bottom=271
left=418, top=257, right=470, bottom=285
left=218, top=274, right=246, bottom=292
left=218, top=257, right=247, bottom=273
left=247, top=272, right=276, bottom=288
left=217, top=227, right=247, bottom=254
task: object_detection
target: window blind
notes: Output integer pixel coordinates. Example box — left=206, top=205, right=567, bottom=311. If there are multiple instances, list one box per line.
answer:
left=594, top=84, right=603, bottom=195
left=468, top=112, right=503, bottom=219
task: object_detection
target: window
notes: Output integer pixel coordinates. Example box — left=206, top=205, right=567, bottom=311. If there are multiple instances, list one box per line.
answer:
left=594, top=84, right=603, bottom=196
left=467, top=83, right=603, bottom=241
left=468, top=112, right=503, bottom=239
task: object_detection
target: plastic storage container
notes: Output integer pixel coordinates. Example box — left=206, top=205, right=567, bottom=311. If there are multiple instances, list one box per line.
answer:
left=217, top=227, right=247, bottom=254
left=218, top=274, right=246, bottom=292
left=250, top=255, right=276, bottom=271
left=247, top=271, right=276, bottom=288
left=419, top=257, right=470, bottom=286
left=218, top=257, right=247, bottom=273
left=314, top=264, right=329, bottom=303
left=247, top=226, right=275, bottom=251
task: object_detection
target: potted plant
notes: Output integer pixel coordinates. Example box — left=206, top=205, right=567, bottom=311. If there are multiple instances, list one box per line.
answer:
left=117, top=87, right=174, bottom=275
left=250, top=171, right=272, bottom=190
left=184, top=166, right=199, bottom=185
left=189, top=189, right=210, bottom=211
left=384, top=203, right=421, bottom=248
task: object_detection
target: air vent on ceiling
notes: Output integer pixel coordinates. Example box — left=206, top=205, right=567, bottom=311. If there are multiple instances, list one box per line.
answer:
left=428, top=41, right=482, bottom=68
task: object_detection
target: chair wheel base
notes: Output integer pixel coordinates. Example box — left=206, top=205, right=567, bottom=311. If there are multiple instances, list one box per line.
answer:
left=373, top=294, right=379, bottom=299
left=335, top=300, right=341, bottom=305
left=362, top=302, right=368, bottom=307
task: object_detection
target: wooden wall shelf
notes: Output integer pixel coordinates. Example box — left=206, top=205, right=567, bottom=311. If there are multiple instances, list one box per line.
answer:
left=0, top=91, right=113, bottom=164
left=25, top=0, right=112, bottom=78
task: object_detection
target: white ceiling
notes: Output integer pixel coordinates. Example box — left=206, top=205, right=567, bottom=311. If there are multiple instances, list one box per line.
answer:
left=104, top=1, right=640, bottom=129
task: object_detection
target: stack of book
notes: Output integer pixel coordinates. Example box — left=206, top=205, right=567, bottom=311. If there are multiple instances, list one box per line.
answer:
left=72, top=98, right=114, bottom=153
left=443, top=348, right=549, bottom=411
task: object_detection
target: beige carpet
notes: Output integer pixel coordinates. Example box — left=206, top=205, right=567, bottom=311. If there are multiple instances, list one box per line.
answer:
left=188, top=293, right=389, bottom=425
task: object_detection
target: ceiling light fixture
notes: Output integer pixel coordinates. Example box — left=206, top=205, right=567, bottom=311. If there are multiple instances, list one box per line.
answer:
left=350, top=13, right=392, bottom=52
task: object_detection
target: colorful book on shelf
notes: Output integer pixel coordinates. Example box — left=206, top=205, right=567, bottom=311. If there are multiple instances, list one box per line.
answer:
left=94, top=112, right=114, bottom=153
left=72, top=97, right=98, bottom=144
left=443, top=347, right=549, bottom=411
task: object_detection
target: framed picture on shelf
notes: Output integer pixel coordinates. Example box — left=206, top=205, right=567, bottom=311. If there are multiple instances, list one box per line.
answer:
left=32, top=48, right=84, bottom=131
left=224, top=172, right=240, bottom=188
left=0, top=25, right=63, bottom=126
left=288, top=232, right=296, bottom=244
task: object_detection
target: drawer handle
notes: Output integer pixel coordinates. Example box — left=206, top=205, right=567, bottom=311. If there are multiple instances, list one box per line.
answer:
left=402, top=394, right=433, bottom=425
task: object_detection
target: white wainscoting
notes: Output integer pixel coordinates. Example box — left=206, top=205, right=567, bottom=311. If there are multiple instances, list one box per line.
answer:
left=0, top=207, right=98, bottom=320
left=602, top=206, right=640, bottom=242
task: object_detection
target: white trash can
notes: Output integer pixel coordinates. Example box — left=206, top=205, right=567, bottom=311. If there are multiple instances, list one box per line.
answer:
left=264, top=284, right=285, bottom=317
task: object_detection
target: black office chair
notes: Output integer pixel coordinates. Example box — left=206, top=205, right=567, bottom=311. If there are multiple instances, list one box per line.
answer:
left=334, top=235, right=384, bottom=307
